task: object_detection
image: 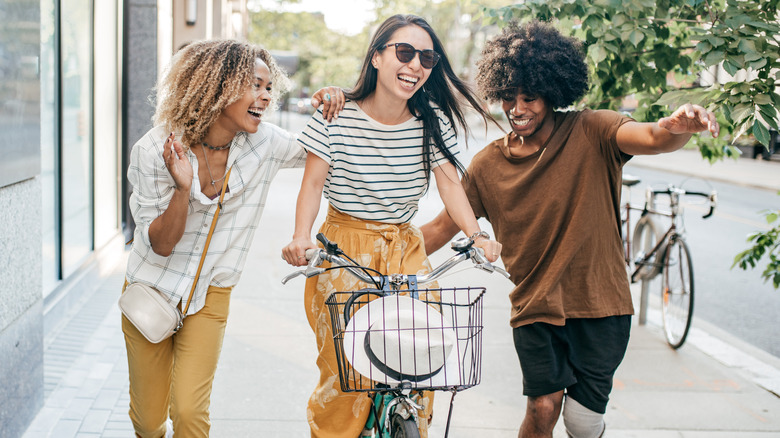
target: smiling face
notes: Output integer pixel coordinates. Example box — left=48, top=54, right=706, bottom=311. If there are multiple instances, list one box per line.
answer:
left=372, top=25, right=434, bottom=105
left=216, top=58, right=272, bottom=135
left=501, top=89, right=555, bottom=142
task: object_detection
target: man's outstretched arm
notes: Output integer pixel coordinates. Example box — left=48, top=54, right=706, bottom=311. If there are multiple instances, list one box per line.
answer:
left=616, top=103, right=720, bottom=156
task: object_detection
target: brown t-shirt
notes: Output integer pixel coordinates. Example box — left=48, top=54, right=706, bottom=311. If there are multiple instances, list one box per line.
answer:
left=464, top=109, right=635, bottom=327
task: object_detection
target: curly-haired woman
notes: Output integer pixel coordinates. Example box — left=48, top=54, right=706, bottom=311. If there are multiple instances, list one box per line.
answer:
left=280, top=14, right=502, bottom=438
left=422, top=20, right=719, bottom=438
left=123, top=39, right=343, bottom=438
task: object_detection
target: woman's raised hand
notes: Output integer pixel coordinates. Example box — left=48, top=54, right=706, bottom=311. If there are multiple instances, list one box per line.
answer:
left=311, top=86, right=345, bottom=123
left=162, top=133, right=193, bottom=192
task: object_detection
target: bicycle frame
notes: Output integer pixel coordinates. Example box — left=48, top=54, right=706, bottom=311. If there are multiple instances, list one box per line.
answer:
left=630, top=221, right=676, bottom=284
left=623, top=180, right=715, bottom=281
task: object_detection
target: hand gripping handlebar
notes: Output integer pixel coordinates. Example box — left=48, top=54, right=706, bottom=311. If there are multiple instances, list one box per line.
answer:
left=282, top=233, right=510, bottom=286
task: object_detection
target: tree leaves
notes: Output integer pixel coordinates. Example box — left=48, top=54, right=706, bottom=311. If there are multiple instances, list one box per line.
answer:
left=732, top=210, right=780, bottom=288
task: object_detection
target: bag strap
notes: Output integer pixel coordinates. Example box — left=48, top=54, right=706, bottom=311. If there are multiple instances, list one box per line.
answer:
left=182, top=166, right=233, bottom=315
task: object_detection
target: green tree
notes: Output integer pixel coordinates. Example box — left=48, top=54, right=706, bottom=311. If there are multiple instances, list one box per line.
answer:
left=483, top=0, right=780, bottom=288
left=248, top=9, right=367, bottom=95
left=733, top=206, right=780, bottom=288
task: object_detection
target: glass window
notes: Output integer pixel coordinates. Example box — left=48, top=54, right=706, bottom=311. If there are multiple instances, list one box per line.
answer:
left=60, top=0, right=93, bottom=276
left=41, top=0, right=58, bottom=293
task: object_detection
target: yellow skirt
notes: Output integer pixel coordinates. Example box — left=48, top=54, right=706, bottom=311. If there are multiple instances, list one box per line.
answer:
left=304, top=206, right=436, bottom=438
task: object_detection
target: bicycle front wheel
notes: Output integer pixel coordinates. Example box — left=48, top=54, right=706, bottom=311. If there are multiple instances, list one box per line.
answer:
left=661, top=237, right=694, bottom=349
left=390, top=413, right=419, bottom=438
left=632, top=215, right=663, bottom=280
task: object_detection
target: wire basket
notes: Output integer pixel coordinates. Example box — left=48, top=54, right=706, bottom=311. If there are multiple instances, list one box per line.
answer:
left=325, top=287, right=485, bottom=393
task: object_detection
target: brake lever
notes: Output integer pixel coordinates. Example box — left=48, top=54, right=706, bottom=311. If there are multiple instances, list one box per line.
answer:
left=281, top=265, right=326, bottom=284
left=281, top=270, right=305, bottom=284
left=281, top=249, right=326, bottom=284
left=471, top=248, right=511, bottom=279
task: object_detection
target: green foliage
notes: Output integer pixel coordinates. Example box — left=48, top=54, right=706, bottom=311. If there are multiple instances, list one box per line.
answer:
left=248, top=9, right=367, bottom=95
left=733, top=208, right=780, bottom=289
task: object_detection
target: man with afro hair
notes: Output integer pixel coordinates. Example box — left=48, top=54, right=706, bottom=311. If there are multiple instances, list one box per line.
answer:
left=421, top=20, right=719, bottom=438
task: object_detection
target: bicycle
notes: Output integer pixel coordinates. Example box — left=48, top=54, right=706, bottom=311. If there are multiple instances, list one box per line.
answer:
left=282, top=233, right=510, bottom=438
left=620, top=174, right=717, bottom=349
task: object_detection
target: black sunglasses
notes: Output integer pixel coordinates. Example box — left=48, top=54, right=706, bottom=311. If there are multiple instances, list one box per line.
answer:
left=381, top=43, right=440, bottom=69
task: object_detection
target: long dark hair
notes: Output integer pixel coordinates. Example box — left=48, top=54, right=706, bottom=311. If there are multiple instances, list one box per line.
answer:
left=345, top=14, right=493, bottom=181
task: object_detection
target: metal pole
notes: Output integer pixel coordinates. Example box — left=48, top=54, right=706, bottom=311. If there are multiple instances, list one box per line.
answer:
left=639, top=280, right=649, bottom=325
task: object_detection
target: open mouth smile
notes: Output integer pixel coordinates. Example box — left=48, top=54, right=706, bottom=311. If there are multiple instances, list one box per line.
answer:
left=398, top=74, right=419, bottom=89
left=248, top=107, right=265, bottom=119
left=509, top=116, right=531, bottom=128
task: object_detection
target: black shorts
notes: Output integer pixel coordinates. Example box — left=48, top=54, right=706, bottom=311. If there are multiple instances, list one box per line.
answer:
left=512, top=315, right=631, bottom=414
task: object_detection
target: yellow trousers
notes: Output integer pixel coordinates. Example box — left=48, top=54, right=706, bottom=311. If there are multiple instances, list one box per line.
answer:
left=122, top=284, right=232, bottom=438
left=305, top=206, right=436, bottom=438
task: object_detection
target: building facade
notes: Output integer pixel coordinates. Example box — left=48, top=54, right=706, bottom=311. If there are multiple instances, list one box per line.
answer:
left=0, top=1, right=247, bottom=436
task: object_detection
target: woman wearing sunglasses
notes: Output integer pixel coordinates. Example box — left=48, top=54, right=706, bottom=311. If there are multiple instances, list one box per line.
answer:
left=281, top=14, right=502, bottom=438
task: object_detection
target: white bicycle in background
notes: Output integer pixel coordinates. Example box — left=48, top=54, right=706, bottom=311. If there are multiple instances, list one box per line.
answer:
left=621, top=174, right=717, bottom=349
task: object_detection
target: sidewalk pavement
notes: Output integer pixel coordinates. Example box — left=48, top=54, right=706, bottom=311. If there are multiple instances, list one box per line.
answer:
left=22, top=124, right=780, bottom=437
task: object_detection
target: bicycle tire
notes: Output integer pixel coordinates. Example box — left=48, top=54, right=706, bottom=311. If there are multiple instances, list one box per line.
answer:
left=632, top=215, right=663, bottom=280
left=661, top=237, right=694, bottom=349
left=390, top=413, right=419, bottom=438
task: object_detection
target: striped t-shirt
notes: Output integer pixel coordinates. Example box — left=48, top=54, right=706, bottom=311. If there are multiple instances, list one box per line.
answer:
left=298, top=100, right=460, bottom=224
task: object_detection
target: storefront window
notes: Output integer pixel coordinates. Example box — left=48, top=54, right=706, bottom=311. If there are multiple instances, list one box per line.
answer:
left=60, top=0, right=93, bottom=277
left=41, top=0, right=58, bottom=292
left=41, top=0, right=95, bottom=290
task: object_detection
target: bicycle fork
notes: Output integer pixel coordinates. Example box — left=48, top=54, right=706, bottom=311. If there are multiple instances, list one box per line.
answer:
left=363, top=388, right=424, bottom=437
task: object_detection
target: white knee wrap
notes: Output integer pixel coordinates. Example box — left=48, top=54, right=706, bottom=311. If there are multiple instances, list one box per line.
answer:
left=562, top=396, right=605, bottom=438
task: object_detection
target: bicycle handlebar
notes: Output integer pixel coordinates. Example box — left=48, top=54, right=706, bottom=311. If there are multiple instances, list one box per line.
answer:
left=648, top=186, right=718, bottom=219
left=281, top=233, right=510, bottom=286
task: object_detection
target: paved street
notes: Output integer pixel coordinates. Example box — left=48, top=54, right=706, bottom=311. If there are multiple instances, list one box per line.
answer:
left=21, top=112, right=780, bottom=437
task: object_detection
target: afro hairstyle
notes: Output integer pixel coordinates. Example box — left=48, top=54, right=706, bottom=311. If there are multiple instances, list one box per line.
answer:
left=476, top=20, right=589, bottom=109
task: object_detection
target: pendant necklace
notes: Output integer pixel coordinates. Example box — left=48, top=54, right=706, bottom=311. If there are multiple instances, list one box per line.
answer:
left=201, top=144, right=228, bottom=195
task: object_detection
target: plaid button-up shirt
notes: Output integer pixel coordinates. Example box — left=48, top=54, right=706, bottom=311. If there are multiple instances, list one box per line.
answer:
left=126, top=123, right=306, bottom=315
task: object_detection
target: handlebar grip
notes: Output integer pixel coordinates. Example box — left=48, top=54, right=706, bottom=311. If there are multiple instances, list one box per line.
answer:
left=305, top=248, right=320, bottom=261
left=702, top=205, right=715, bottom=219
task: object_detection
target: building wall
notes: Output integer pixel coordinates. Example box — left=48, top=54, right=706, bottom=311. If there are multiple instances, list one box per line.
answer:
left=0, top=179, right=43, bottom=438
left=0, top=0, right=43, bottom=434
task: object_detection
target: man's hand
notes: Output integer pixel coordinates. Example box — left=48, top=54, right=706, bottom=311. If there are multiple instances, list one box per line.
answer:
left=658, top=103, right=720, bottom=138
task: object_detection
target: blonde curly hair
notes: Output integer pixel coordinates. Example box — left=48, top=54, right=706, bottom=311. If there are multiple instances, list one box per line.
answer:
left=153, top=39, right=290, bottom=148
